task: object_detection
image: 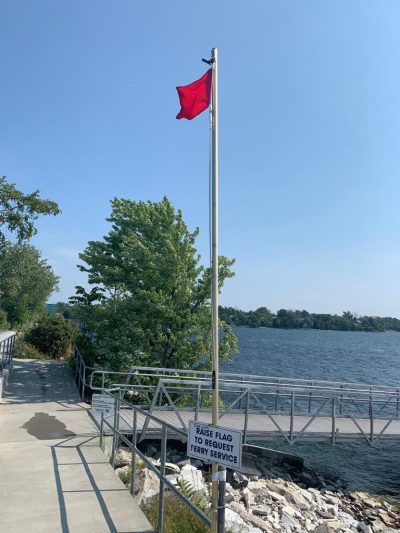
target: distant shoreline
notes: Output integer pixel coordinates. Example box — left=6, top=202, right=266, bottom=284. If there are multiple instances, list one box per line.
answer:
left=219, top=306, right=400, bottom=333
left=231, top=325, right=400, bottom=333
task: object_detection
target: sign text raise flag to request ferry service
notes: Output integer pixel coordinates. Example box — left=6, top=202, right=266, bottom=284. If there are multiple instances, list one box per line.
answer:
left=187, top=420, right=242, bottom=469
left=176, top=69, right=212, bottom=120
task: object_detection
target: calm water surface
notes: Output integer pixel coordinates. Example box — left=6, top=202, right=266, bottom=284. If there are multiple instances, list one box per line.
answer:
left=222, top=328, right=400, bottom=502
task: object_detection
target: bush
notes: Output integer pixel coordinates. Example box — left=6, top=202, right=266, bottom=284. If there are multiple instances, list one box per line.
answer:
left=26, top=315, right=76, bottom=359
left=14, top=338, right=46, bottom=359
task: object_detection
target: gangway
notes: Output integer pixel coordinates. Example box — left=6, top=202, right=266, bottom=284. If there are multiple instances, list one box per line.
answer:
left=73, top=347, right=400, bottom=446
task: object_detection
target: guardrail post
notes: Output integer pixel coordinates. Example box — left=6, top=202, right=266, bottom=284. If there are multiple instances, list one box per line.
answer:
left=370, top=393, right=374, bottom=446
left=111, top=397, right=120, bottom=467
left=397, top=389, right=399, bottom=418
left=158, top=425, right=167, bottom=533
left=331, top=396, right=336, bottom=445
left=243, top=390, right=250, bottom=444
left=274, top=380, right=280, bottom=411
left=339, top=385, right=343, bottom=415
left=74, top=347, right=78, bottom=381
left=195, top=384, right=201, bottom=421
left=290, top=391, right=295, bottom=444
left=81, top=362, right=86, bottom=401
left=6, top=337, right=10, bottom=365
left=131, top=409, right=138, bottom=496
left=308, top=382, right=313, bottom=413
left=100, top=412, right=104, bottom=450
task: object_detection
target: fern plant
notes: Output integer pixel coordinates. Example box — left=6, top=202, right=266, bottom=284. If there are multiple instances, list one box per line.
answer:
left=176, top=477, right=207, bottom=512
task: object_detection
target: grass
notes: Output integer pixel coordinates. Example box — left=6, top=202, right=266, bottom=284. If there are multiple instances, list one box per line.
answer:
left=14, top=338, right=46, bottom=359
left=147, top=493, right=210, bottom=533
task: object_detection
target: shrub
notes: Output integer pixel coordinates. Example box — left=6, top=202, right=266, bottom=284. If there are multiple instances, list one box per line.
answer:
left=14, top=338, right=46, bottom=359
left=26, top=315, right=76, bottom=359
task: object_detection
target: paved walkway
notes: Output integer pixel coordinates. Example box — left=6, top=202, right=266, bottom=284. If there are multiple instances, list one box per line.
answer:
left=0, top=358, right=153, bottom=533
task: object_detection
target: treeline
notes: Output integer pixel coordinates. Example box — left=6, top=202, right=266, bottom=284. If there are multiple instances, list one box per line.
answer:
left=0, top=176, right=60, bottom=328
left=219, top=306, right=400, bottom=332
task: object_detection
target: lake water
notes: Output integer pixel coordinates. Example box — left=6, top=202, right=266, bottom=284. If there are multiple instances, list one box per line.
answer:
left=222, top=327, right=400, bottom=502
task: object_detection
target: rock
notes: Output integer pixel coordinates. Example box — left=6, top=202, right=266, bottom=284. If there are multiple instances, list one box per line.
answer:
left=225, top=508, right=248, bottom=533
left=177, top=458, right=192, bottom=467
left=270, top=483, right=312, bottom=510
left=230, top=501, right=275, bottom=532
left=247, top=480, right=266, bottom=496
left=241, top=487, right=255, bottom=509
left=317, top=510, right=336, bottom=520
left=178, top=464, right=206, bottom=496
left=148, top=458, right=180, bottom=475
left=115, top=465, right=130, bottom=482
left=136, top=468, right=160, bottom=510
left=252, top=504, right=272, bottom=517
left=268, top=490, right=287, bottom=503
left=377, top=511, right=397, bottom=528
left=281, top=505, right=302, bottom=519
left=382, top=501, right=392, bottom=512
left=314, top=523, right=345, bottom=533
left=353, top=492, right=380, bottom=510
left=338, top=511, right=358, bottom=528
left=228, top=471, right=249, bottom=490
left=298, top=487, right=315, bottom=504
left=225, top=482, right=241, bottom=504
left=357, top=522, right=372, bottom=533
left=280, top=511, right=300, bottom=531
left=323, top=494, right=340, bottom=507
left=114, top=448, right=132, bottom=467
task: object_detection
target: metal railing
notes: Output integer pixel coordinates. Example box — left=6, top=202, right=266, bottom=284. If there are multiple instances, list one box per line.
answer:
left=89, top=364, right=400, bottom=394
left=73, top=355, right=400, bottom=445
left=132, top=377, right=400, bottom=446
left=0, top=333, right=16, bottom=373
left=91, top=389, right=211, bottom=533
left=72, top=344, right=96, bottom=401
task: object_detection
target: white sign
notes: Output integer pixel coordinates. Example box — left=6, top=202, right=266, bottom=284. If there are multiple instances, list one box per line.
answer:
left=91, top=394, right=115, bottom=417
left=187, top=421, right=242, bottom=469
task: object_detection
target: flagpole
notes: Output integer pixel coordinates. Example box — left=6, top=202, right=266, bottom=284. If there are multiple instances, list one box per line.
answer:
left=211, top=46, right=221, bottom=533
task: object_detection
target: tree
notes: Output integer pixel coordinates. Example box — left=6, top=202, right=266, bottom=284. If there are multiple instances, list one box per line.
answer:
left=0, top=242, right=59, bottom=326
left=72, top=196, right=238, bottom=370
left=0, top=176, right=60, bottom=242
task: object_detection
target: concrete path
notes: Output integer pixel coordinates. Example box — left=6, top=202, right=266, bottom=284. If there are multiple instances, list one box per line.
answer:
left=0, top=358, right=153, bottom=533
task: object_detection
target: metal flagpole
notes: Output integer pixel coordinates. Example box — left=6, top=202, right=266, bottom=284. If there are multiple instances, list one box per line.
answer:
left=210, top=46, right=221, bottom=533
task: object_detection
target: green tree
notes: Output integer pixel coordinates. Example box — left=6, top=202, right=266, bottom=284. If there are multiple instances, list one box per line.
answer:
left=0, top=176, right=60, bottom=242
left=72, top=197, right=238, bottom=370
left=0, top=242, right=59, bottom=326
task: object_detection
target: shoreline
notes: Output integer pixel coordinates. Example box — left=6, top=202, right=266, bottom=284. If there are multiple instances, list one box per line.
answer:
left=114, top=442, right=400, bottom=532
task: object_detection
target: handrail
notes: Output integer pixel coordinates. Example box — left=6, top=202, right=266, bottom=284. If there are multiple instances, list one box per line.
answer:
left=73, top=353, right=400, bottom=445
left=93, top=389, right=211, bottom=531
left=0, top=333, right=16, bottom=374
left=89, top=365, right=400, bottom=394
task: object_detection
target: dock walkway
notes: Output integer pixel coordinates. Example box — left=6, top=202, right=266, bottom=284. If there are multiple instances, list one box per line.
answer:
left=0, top=358, right=153, bottom=533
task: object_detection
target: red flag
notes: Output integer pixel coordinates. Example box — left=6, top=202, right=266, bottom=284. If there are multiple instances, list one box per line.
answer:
left=176, top=69, right=212, bottom=120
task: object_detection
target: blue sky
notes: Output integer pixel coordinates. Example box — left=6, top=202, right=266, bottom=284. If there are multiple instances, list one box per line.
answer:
left=1, top=1, right=400, bottom=316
